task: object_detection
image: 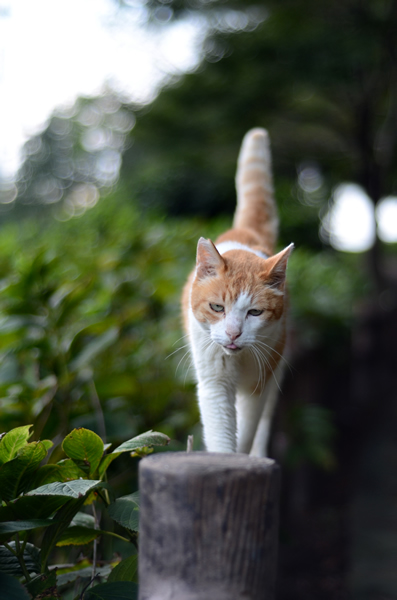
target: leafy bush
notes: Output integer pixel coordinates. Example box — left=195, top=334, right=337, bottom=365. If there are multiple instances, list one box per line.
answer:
left=0, top=192, right=206, bottom=449
left=0, top=424, right=169, bottom=599
left=288, top=247, right=367, bottom=351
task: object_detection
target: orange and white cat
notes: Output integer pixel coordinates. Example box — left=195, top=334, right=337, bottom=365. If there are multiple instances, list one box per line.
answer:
left=182, top=128, right=293, bottom=456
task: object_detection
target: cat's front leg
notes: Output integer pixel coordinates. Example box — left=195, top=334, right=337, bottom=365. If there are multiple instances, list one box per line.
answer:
left=189, top=316, right=238, bottom=452
left=197, top=376, right=237, bottom=453
left=236, top=391, right=267, bottom=454
left=250, top=362, right=285, bottom=457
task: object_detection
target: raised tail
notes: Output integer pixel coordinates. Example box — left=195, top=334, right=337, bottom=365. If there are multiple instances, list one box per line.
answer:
left=233, top=128, right=278, bottom=253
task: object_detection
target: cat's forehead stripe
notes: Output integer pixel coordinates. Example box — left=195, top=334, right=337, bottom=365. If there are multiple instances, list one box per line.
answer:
left=212, top=277, right=267, bottom=307
left=234, top=291, right=252, bottom=310
left=216, top=241, right=268, bottom=260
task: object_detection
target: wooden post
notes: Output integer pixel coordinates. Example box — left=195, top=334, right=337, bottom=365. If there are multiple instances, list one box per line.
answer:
left=138, top=452, right=280, bottom=600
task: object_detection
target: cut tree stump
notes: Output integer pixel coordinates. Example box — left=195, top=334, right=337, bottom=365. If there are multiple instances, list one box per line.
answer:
left=138, top=452, right=280, bottom=600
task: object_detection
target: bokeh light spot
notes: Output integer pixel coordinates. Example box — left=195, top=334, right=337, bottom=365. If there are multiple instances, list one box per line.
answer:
left=321, top=183, right=376, bottom=252
left=376, top=196, right=397, bottom=243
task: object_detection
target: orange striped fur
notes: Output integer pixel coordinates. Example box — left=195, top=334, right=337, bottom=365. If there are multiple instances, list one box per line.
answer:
left=182, top=128, right=293, bottom=456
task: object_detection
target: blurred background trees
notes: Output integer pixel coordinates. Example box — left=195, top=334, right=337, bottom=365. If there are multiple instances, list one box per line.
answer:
left=0, top=0, right=396, bottom=598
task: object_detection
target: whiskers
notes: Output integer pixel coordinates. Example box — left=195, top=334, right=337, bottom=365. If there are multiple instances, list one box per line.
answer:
left=248, top=345, right=267, bottom=395
left=248, top=344, right=281, bottom=395
left=247, top=334, right=292, bottom=395
left=256, top=335, right=293, bottom=374
left=165, top=333, right=192, bottom=384
left=165, top=334, right=190, bottom=361
left=165, top=332, right=217, bottom=385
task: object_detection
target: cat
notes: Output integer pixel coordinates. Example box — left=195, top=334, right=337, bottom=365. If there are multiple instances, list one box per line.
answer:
left=181, top=128, right=293, bottom=456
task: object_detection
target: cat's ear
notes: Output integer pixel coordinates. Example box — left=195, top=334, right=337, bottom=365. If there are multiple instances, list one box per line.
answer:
left=196, top=237, right=225, bottom=280
left=265, top=243, right=294, bottom=290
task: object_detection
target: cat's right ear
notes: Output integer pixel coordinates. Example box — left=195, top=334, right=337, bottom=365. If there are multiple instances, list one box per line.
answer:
left=196, top=237, right=225, bottom=280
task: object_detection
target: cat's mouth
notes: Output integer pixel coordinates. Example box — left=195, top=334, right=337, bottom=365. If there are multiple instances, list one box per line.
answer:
left=224, top=343, right=242, bottom=353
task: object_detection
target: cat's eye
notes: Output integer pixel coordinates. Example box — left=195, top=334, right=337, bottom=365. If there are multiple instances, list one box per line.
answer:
left=210, top=303, right=224, bottom=313
left=248, top=309, right=263, bottom=317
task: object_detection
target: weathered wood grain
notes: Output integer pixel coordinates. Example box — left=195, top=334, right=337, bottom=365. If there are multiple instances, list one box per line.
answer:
left=138, top=452, right=280, bottom=600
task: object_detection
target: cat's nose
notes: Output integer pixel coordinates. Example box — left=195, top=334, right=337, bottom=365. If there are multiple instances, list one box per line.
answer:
left=227, top=330, right=242, bottom=341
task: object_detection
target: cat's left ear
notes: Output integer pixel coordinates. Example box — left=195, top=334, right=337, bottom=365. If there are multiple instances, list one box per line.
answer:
left=265, top=243, right=294, bottom=290
left=196, top=237, right=225, bottom=280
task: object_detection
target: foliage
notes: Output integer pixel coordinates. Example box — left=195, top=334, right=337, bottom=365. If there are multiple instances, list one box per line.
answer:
left=0, top=193, right=203, bottom=448
left=288, top=248, right=368, bottom=350
left=0, top=424, right=170, bottom=599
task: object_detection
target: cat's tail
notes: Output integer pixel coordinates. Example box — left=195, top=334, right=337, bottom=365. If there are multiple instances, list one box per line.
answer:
left=233, top=128, right=278, bottom=252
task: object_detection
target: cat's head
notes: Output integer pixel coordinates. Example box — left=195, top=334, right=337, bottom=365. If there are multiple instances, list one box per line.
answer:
left=191, top=237, right=293, bottom=355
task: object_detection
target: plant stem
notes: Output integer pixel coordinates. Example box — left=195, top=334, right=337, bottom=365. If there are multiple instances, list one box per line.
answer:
left=91, top=503, right=99, bottom=586
left=103, top=530, right=132, bottom=543
left=13, top=534, right=32, bottom=583
left=3, top=541, right=17, bottom=556
left=96, top=489, right=110, bottom=507
left=89, top=379, right=107, bottom=443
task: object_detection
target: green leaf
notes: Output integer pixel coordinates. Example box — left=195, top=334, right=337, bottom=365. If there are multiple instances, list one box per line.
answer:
left=0, top=441, right=47, bottom=500
left=40, top=497, right=88, bottom=571
left=25, top=570, right=57, bottom=599
left=0, top=519, right=54, bottom=534
left=28, top=460, right=87, bottom=489
left=28, top=464, right=64, bottom=489
left=0, top=542, right=40, bottom=576
left=56, top=525, right=101, bottom=546
left=112, top=430, right=170, bottom=455
left=98, top=452, right=121, bottom=479
left=128, top=446, right=154, bottom=459
left=41, top=440, right=54, bottom=451
left=27, top=478, right=103, bottom=498
left=0, top=425, right=32, bottom=466
left=70, top=511, right=96, bottom=528
left=56, top=511, right=133, bottom=546
left=57, top=565, right=112, bottom=587
left=0, top=572, right=31, bottom=599
left=0, top=495, right=70, bottom=522
left=84, top=581, right=138, bottom=600
left=107, top=555, right=138, bottom=583
left=107, top=493, right=139, bottom=532
left=56, top=458, right=87, bottom=480
left=62, top=428, right=104, bottom=477
left=70, top=327, right=118, bottom=372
